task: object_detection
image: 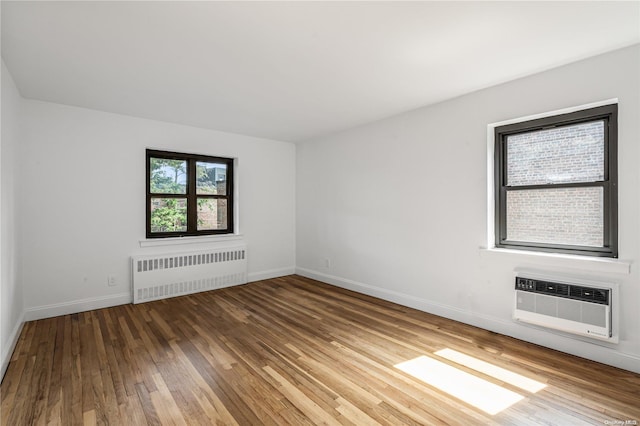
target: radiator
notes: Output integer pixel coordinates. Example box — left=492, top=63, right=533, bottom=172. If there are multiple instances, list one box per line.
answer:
left=513, top=273, right=614, bottom=342
left=131, top=246, right=247, bottom=304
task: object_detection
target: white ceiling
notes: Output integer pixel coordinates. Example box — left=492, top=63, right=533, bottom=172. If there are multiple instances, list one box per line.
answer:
left=2, top=1, right=639, bottom=143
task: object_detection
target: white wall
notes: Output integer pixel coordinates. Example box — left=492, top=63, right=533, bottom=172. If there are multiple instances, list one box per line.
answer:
left=296, top=44, right=640, bottom=373
left=1, top=60, right=24, bottom=378
left=17, top=99, right=296, bottom=320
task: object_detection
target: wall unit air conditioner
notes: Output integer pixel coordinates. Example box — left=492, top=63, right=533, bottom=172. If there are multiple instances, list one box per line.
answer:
left=513, top=273, right=615, bottom=342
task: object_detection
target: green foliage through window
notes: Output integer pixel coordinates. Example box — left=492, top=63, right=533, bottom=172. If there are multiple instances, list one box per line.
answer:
left=150, top=198, right=187, bottom=233
left=150, top=158, right=187, bottom=194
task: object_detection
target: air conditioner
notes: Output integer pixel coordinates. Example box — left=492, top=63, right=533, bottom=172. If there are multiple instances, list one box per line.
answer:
left=513, top=273, right=614, bottom=342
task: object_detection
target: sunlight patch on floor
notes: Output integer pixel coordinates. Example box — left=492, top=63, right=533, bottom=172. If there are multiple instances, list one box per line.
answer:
left=395, top=355, right=524, bottom=415
left=434, top=348, right=547, bottom=393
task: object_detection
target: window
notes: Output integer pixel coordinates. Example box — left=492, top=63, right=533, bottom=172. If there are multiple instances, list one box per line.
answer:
left=494, top=104, right=617, bottom=257
left=146, top=149, right=234, bottom=238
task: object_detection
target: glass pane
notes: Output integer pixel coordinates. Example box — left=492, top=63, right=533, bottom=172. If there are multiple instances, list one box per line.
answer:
left=150, top=158, right=187, bottom=194
left=197, top=198, right=228, bottom=230
left=150, top=198, right=187, bottom=233
left=507, top=121, right=604, bottom=186
left=506, top=187, right=603, bottom=247
left=196, top=162, right=227, bottom=195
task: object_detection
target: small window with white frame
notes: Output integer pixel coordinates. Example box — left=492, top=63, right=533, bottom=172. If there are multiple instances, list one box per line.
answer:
left=493, top=103, right=618, bottom=257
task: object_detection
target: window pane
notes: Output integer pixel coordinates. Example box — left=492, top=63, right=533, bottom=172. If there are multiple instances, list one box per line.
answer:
left=506, top=187, right=603, bottom=247
left=150, top=198, right=187, bottom=233
left=150, top=158, right=187, bottom=194
left=507, top=121, right=604, bottom=186
left=197, top=198, right=228, bottom=230
left=196, top=162, right=227, bottom=195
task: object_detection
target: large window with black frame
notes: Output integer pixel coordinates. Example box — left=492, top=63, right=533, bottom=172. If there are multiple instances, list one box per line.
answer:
left=494, top=104, right=617, bottom=257
left=146, top=149, right=234, bottom=238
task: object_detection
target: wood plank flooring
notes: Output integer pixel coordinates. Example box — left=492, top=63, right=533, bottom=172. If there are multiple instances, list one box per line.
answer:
left=2, top=275, right=639, bottom=425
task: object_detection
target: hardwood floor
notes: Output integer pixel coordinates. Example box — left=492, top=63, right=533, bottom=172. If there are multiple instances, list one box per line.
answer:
left=2, top=275, right=639, bottom=425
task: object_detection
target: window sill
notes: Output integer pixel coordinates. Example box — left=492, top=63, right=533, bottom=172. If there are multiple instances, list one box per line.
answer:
left=139, top=234, right=244, bottom=248
left=479, top=247, right=631, bottom=275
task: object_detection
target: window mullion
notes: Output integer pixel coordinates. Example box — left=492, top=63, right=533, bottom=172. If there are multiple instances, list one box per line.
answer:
left=226, top=160, right=234, bottom=233
left=505, top=181, right=605, bottom=191
left=187, top=159, right=197, bottom=234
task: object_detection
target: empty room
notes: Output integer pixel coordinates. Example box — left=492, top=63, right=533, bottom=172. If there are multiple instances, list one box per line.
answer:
left=1, top=1, right=640, bottom=425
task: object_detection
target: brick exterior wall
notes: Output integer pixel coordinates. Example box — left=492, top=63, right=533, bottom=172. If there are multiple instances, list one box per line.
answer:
left=507, top=187, right=603, bottom=246
left=505, top=121, right=604, bottom=246
left=197, top=180, right=228, bottom=230
left=507, top=121, right=604, bottom=185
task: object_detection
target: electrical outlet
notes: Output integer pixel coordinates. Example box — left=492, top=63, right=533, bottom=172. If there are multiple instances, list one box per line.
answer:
left=107, top=275, right=117, bottom=286
left=324, top=258, right=331, bottom=268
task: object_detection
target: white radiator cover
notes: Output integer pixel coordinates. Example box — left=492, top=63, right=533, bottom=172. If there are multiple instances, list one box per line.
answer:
left=513, top=271, right=617, bottom=343
left=131, top=245, right=247, bottom=304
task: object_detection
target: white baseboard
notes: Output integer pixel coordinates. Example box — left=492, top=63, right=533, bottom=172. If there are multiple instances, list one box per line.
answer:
left=23, top=266, right=295, bottom=322
left=248, top=266, right=295, bottom=283
left=1, top=266, right=290, bottom=381
left=295, top=267, right=483, bottom=323
left=295, top=267, right=640, bottom=374
left=1, top=311, right=25, bottom=381
left=25, top=292, right=132, bottom=322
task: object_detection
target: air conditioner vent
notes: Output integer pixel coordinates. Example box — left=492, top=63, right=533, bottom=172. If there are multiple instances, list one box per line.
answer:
left=566, top=286, right=610, bottom=305
left=593, top=289, right=608, bottom=303
left=516, top=277, right=609, bottom=305
left=535, top=281, right=548, bottom=292
left=556, top=284, right=569, bottom=296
